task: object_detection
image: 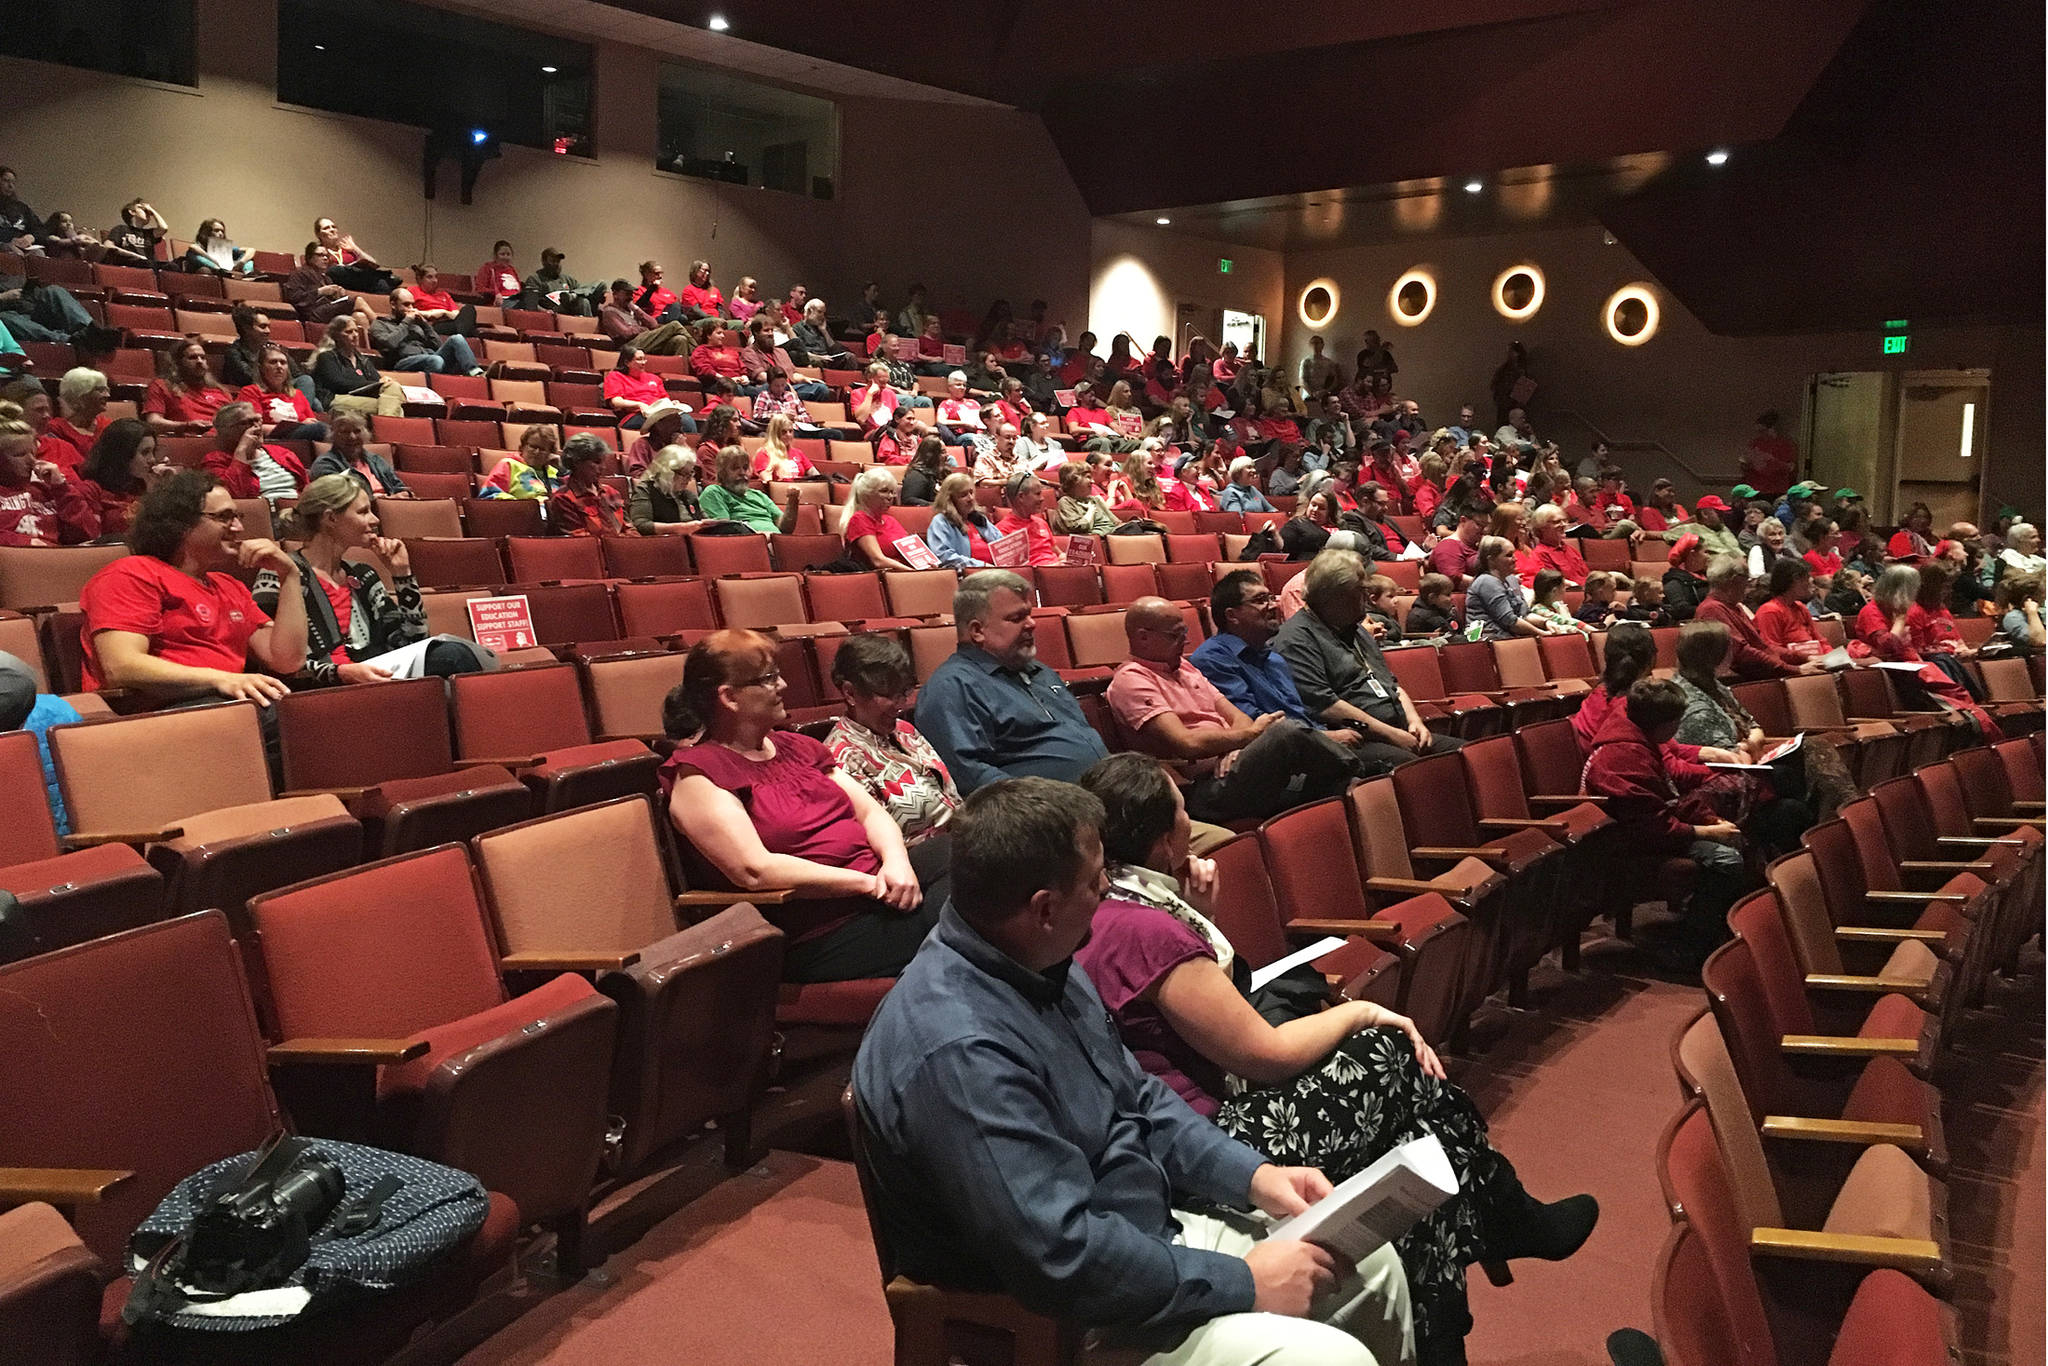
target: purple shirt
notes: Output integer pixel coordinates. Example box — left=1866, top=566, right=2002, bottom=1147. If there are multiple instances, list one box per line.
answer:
left=1074, top=898, right=1230, bottom=1115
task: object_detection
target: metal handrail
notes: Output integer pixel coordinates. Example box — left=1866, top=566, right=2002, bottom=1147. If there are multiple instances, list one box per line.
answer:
left=1547, top=407, right=1744, bottom=488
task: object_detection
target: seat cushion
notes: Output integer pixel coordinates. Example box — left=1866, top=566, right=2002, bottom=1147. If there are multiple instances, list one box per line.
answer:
left=1879, top=938, right=1943, bottom=984
left=0, top=839, right=151, bottom=895
left=378, top=971, right=600, bottom=1101
left=775, top=977, right=891, bottom=1028
left=1842, top=1056, right=1948, bottom=1174
left=1822, top=1141, right=1939, bottom=1245
left=352, top=766, right=522, bottom=821
left=154, top=795, right=350, bottom=851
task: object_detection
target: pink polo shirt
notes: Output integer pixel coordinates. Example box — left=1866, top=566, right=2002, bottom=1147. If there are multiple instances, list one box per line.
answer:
left=1108, top=655, right=1233, bottom=778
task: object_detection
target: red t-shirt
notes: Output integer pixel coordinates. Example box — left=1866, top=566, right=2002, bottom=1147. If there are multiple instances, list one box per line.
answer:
left=79, top=556, right=271, bottom=690
left=640, top=285, right=680, bottom=315
left=1636, top=504, right=1690, bottom=533
left=237, top=384, right=314, bottom=426
left=318, top=574, right=356, bottom=664
left=143, top=379, right=232, bottom=425
left=1065, top=404, right=1111, bottom=433
left=688, top=346, right=746, bottom=381
left=604, top=369, right=667, bottom=407
left=994, top=512, right=1060, bottom=566
left=1055, top=353, right=1097, bottom=385
left=1754, top=597, right=1821, bottom=654
left=42, top=416, right=105, bottom=471
left=875, top=431, right=917, bottom=466
left=844, top=510, right=910, bottom=566
left=680, top=284, right=724, bottom=315
left=475, top=263, right=521, bottom=298
left=411, top=285, right=460, bottom=313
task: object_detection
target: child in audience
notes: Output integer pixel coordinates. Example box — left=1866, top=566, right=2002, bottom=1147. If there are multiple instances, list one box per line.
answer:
left=1362, top=574, right=1405, bottom=645
left=1619, top=575, right=1671, bottom=626
left=1575, top=571, right=1622, bottom=628
left=1527, top=568, right=1586, bottom=634
left=1824, top=566, right=1871, bottom=618
left=1405, top=572, right=1460, bottom=637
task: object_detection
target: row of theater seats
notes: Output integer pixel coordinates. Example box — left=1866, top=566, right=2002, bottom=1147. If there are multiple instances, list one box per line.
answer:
left=1641, top=736, right=2044, bottom=1366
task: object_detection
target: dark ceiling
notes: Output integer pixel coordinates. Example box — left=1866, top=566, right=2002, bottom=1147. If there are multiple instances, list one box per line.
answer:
left=603, top=0, right=2041, bottom=334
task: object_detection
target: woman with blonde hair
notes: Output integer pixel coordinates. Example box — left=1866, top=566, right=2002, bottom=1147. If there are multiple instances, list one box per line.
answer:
left=1101, top=379, right=1144, bottom=450
left=843, top=467, right=916, bottom=572
left=750, top=413, right=815, bottom=481
left=252, top=474, right=488, bottom=685
left=926, top=471, right=999, bottom=568
left=1108, top=445, right=1167, bottom=519
left=629, top=444, right=711, bottom=536
left=1050, top=463, right=1117, bottom=536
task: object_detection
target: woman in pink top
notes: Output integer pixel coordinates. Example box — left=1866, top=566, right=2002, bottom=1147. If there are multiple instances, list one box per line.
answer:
left=728, top=276, right=763, bottom=321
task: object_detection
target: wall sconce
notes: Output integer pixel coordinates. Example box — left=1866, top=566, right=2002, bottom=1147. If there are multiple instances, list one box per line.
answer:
left=1603, top=283, right=1660, bottom=346
left=1492, top=265, right=1545, bottom=321
left=1298, top=279, right=1340, bottom=329
left=1388, top=269, right=1435, bottom=326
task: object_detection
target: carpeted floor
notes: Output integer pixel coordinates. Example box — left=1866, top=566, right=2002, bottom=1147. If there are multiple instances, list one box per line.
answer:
left=446, top=947, right=2042, bottom=1366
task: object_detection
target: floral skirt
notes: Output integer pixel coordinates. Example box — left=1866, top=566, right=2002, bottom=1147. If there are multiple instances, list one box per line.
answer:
left=1213, top=1027, right=1513, bottom=1357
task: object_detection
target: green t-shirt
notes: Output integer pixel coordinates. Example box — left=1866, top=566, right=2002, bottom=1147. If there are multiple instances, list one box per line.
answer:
left=700, top=482, right=782, bottom=534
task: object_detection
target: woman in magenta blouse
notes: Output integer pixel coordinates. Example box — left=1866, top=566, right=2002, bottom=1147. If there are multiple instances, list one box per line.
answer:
left=1071, top=755, right=1597, bottom=1366
left=662, top=629, right=950, bottom=982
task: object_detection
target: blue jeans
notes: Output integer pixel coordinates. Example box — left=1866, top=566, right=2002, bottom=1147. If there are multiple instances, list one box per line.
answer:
left=2, top=284, right=93, bottom=341
left=392, top=335, right=478, bottom=374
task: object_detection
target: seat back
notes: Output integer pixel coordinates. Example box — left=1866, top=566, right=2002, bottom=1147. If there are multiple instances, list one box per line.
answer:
left=405, top=537, right=508, bottom=588
left=1380, top=643, right=1448, bottom=701
left=1800, top=817, right=1878, bottom=914
left=0, top=543, right=130, bottom=610
left=1258, top=797, right=1372, bottom=922
left=1728, top=886, right=1824, bottom=1037
left=374, top=497, right=464, bottom=540
left=1976, top=656, right=2037, bottom=703
left=1489, top=637, right=1549, bottom=689
left=473, top=796, right=677, bottom=954
left=0, top=912, right=278, bottom=1264
left=1062, top=611, right=1129, bottom=669
left=1838, top=667, right=1901, bottom=719
left=1909, top=764, right=1973, bottom=840
left=1458, top=735, right=1533, bottom=820
left=615, top=578, right=717, bottom=636
left=1104, top=535, right=1166, bottom=565
left=1781, top=673, right=1850, bottom=729
left=599, top=534, right=694, bottom=580
left=1838, top=796, right=1909, bottom=893
left=450, top=663, right=593, bottom=758
left=586, top=650, right=688, bottom=742
left=883, top=569, right=961, bottom=619
left=247, top=846, right=506, bottom=1039
left=1656, top=1102, right=1782, bottom=1366
left=1202, top=834, right=1293, bottom=968
left=0, top=729, right=61, bottom=866
left=1435, top=640, right=1502, bottom=695
left=1949, top=746, right=2014, bottom=818
left=1697, top=935, right=1805, bottom=1201
left=53, top=701, right=273, bottom=834
left=1648, top=1223, right=1747, bottom=1366
left=525, top=582, right=622, bottom=644
left=1515, top=717, right=1586, bottom=796
left=1536, top=632, right=1597, bottom=683
left=1759, top=850, right=1850, bottom=976
left=1730, top=681, right=1793, bottom=738
left=1345, top=776, right=1419, bottom=881
left=275, top=676, right=454, bottom=791
left=1995, top=737, right=2043, bottom=803
left=1670, top=1009, right=1785, bottom=1231
left=714, top=574, right=809, bottom=629
left=688, top=533, right=773, bottom=577
left=806, top=572, right=888, bottom=623
left=1870, top=777, right=1943, bottom=857
left=505, top=535, right=606, bottom=583
left=1390, top=751, right=1482, bottom=846
left=462, top=496, right=545, bottom=540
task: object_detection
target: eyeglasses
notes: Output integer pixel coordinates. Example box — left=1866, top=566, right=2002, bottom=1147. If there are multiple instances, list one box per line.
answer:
left=201, top=509, right=244, bottom=527
left=737, top=668, right=783, bottom=690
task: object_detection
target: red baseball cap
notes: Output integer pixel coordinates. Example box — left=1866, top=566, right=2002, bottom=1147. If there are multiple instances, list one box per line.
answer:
left=1694, top=494, right=1731, bottom=512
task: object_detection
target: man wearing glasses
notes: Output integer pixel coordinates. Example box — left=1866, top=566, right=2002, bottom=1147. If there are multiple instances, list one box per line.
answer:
left=78, top=469, right=307, bottom=705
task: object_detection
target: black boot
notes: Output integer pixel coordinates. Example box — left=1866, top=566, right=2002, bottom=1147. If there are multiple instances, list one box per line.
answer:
left=1476, top=1188, right=1599, bottom=1286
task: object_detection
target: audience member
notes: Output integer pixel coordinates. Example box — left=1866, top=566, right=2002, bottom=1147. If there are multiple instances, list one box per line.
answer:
left=0, top=416, right=91, bottom=546
left=604, top=346, right=675, bottom=427
left=474, top=241, right=523, bottom=304
left=1527, top=569, right=1585, bottom=635
left=1660, top=535, right=1712, bottom=622
left=521, top=247, right=592, bottom=314
left=78, top=469, right=307, bottom=702
left=219, top=308, right=299, bottom=403
left=198, top=403, right=308, bottom=502
left=851, top=777, right=1415, bottom=1365
left=1997, top=573, right=2044, bottom=655
left=972, top=424, right=1025, bottom=487
left=143, top=336, right=234, bottom=436
left=479, top=425, right=561, bottom=502
left=253, top=475, right=483, bottom=686
left=1752, top=559, right=1824, bottom=656
left=824, top=635, right=963, bottom=847
left=792, top=298, right=850, bottom=368
left=1274, top=549, right=1463, bottom=771
left=182, top=217, right=255, bottom=277
left=1467, top=536, right=1548, bottom=640
left=1073, top=753, right=1598, bottom=1362
left=1671, top=620, right=1827, bottom=843
left=404, top=263, right=476, bottom=336
left=664, top=628, right=947, bottom=982
left=312, top=217, right=399, bottom=292
left=546, top=433, right=631, bottom=536
left=634, top=261, right=681, bottom=320
left=1998, top=522, right=2044, bottom=580
left=307, top=411, right=405, bottom=496
left=283, top=243, right=363, bottom=325
left=1887, top=502, right=1937, bottom=564
left=698, top=444, right=799, bottom=535
left=101, top=197, right=168, bottom=266
left=1574, top=572, right=1621, bottom=629
left=897, top=435, right=948, bottom=507
left=236, top=343, right=330, bottom=442
left=45, top=367, right=112, bottom=469
left=370, top=289, right=481, bottom=374
left=1694, top=555, right=1814, bottom=679
left=628, top=444, right=710, bottom=536
left=309, top=315, right=394, bottom=415
left=1405, top=574, right=1461, bottom=637
left=600, top=278, right=688, bottom=354
left=1427, top=507, right=1486, bottom=587
left=925, top=472, right=996, bottom=568
left=1050, top=463, right=1116, bottom=536
left=623, top=400, right=693, bottom=477
left=843, top=468, right=916, bottom=571
left=74, top=417, right=169, bottom=541
left=992, top=472, right=1062, bottom=566
left=0, top=647, right=80, bottom=832
left=1525, top=504, right=1587, bottom=584
left=915, top=570, right=1108, bottom=792
left=1110, top=597, right=1355, bottom=822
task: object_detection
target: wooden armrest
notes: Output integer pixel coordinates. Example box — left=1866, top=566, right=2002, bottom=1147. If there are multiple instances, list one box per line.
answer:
left=1972, top=816, right=2044, bottom=831
left=1409, top=845, right=1500, bottom=863
left=279, top=786, right=371, bottom=801
left=1804, top=973, right=1932, bottom=994
left=1835, top=926, right=1947, bottom=945
left=1530, top=793, right=1604, bottom=809
left=1781, top=1034, right=1921, bottom=1058
left=0, top=1167, right=134, bottom=1206
left=1478, top=817, right=1570, bottom=835
left=1366, top=875, right=1461, bottom=899
left=267, top=1036, right=429, bottom=1065
left=2012, top=800, right=2044, bottom=815
left=1760, top=1116, right=1925, bottom=1147
left=1750, top=1228, right=1943, bottom=1275
left=60, top=827, right=183, bottom=849
left=675, top=888, right=795, bottom=909
left=1898, top=860, right=1995, bottom=874
left=1936, top=835, right=2027, bottom=849
left=499, top=949, right=641, bottom=973
left=453, top=754, right=543, bottom=770
left=1285, top=918, right=1399, bottom=944
left=1866, top=890, right=1970, bottom=905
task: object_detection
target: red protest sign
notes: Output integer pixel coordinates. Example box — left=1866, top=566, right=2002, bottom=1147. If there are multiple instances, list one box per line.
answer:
left=466, top=594, right=535, bottom=652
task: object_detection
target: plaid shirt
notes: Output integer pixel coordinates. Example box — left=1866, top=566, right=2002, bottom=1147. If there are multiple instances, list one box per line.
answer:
left=750, top=386, right=812, bottom=424
left=547, top=481, right=628, bottom=536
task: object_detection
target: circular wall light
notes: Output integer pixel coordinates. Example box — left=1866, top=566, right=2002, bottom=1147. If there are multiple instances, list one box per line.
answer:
left=1388, top=269, right=1436, bottom=326
left=1491, top=265, right=1545, bottom=321
left=1297, top=278, right=1340, bottom=329
left=1603, top=283, right=1660, bottom=346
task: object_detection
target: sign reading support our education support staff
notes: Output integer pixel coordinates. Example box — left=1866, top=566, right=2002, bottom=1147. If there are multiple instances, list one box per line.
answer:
left=466, top=594, right=535, bottom=652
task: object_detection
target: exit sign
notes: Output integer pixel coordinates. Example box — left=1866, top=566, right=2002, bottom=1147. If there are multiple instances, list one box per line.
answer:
left=1883, top=335, right=1911, bottom=355
left=1218, top=258, right=1233, bottom=274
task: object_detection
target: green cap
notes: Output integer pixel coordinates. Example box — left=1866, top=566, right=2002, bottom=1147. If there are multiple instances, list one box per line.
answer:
left=1833, top=487, right=1861, bottom=501
left=1729, top=484, right=1759, bottom=499
left=1788, top=481, right=1822, bottom=496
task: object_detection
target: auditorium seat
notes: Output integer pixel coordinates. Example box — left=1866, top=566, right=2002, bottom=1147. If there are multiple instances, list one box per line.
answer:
left=600, top=533, right=695, bottom=578
left=1837, top=670, right=1952, bottom=770
left=881, top=568, right=959, bottom=618
left=0, top=731, right=163, bottom=964
left=715, top=573, right=809, bottom=629
left=1099, top=563, right=1156, bottom=606
left=0, top=911, right=525, bottom=1360
left=615, top=577, right=718, bottom=636
left=1104, top=535, right=1166, bottom=566
left=1798, top=820, right=1978, bottom=1015
left=1436, top=640, right=1569, bottom=725
left=523, top=581, right=624, bottom=644
left=584, top=649, right=689, bottom=743
left=1378, top=645, right=1501, bottom=737
left=1204, top=833, right=1402, bottom=1010
left=450, top=663, right=661, bottom=811
left=393, top=443, right=476, bottom=475
left=1257, top=795, right=1474, bottom=1045
left=689, top=532, right=775, bottom=578
left=405, top=536, right=509, bottom=587
left=374, top=496, right=464, bottom=539
left=806, top=571, right=887, bottom=623
left=0, top=544, right=129, bottom=611
left=1458, top=734, right=1613, bottom=968
left=506, top=534, right=606, bottom=583
left=247, top=847, right=618, bottom=1275
left=473, top=795, right=786, bottom=1172
left=462, top=496, right=544, bottom=539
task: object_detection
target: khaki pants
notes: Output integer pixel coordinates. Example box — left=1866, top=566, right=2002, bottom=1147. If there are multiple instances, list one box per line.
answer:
left=1125, top=1209, right=1415, bottom=1366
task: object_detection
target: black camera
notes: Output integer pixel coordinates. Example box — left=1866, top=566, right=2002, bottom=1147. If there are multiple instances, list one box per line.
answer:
left=177, top=1137, right=346, bottom=1296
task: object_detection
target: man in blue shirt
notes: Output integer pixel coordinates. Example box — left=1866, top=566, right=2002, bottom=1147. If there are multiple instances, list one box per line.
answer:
left=853, top=778, right=1413, bottom=1362
left=1191, top=570, right=1374, bottom=755
left=914, top=570, right=1108, bottom=794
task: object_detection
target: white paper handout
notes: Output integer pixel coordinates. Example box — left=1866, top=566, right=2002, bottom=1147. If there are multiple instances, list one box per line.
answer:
left=1248, top=937, right=1348, bottom=992
left=1267, top=1134, right=1458, bottom=1263
left=1706, top=731, right=1804, bottom=772
left=1816, top=646, right=1856, bottom=670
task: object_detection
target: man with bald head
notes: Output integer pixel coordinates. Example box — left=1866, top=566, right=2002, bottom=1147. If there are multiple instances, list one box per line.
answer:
left=369, top=287, right=482, bottom=375
left=1107, top=596, right=1358, bottom=824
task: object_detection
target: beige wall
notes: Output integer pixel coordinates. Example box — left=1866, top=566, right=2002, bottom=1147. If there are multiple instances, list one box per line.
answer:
left=1277, top=225, right=2039, bottom=518
left=0, top=0, right=1091, bottom=327
left=1087, top=220, right=1283, bottom=359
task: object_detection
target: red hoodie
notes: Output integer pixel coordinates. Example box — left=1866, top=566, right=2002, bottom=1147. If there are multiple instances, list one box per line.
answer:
left=1580, top=703, right=1713, bottom=854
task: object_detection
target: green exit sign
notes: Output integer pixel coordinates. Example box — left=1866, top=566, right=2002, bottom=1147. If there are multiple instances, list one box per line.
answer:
left=1218, top=258, right=1233, bottom=274
left=1883, top=334, right=1910, bottom=355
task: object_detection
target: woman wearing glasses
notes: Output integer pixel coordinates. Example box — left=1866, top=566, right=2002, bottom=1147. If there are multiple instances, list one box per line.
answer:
left=661, top=628, right=949, bottom=983
left=76, top=469, right=308, bottom=706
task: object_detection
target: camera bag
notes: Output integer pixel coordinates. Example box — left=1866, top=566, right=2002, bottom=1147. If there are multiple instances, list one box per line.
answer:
left=124, top=1136, right=489, bottom=1331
